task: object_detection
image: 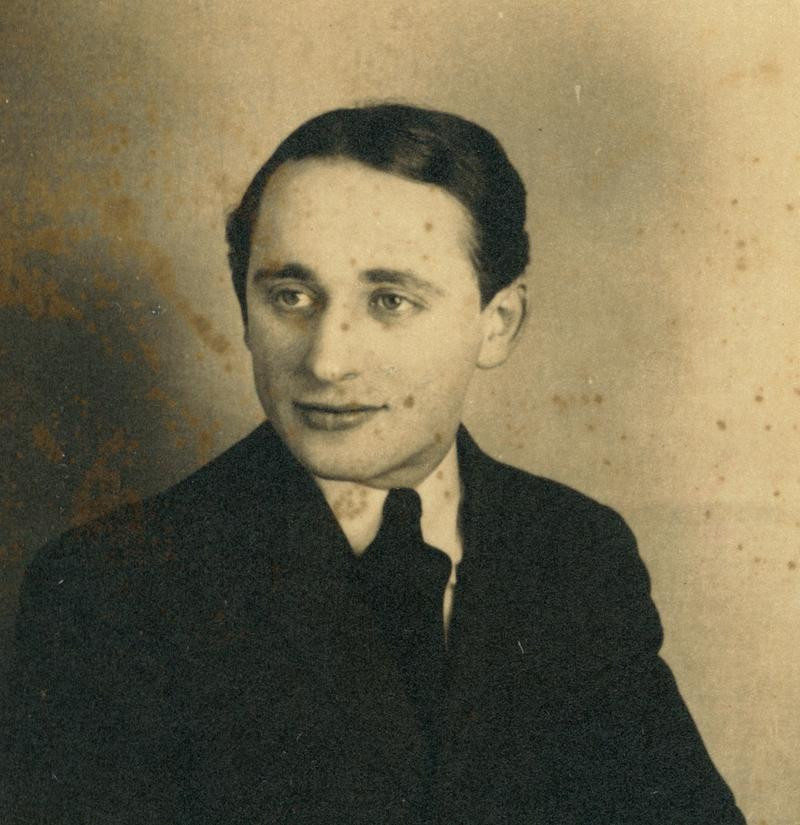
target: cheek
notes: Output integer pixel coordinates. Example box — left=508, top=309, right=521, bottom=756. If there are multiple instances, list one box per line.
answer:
left=397, top=346, right=478, bottom=413
left=408, top=322, right=484, bottom=381
left=249, top=321, right=307, bottom=374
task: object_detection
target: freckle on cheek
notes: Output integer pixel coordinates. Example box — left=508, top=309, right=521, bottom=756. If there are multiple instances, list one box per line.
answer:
left=424, top=221, right=433, bottom=232
left=340, top=323, right=349, bottom=332
left=403, top=395, right=415, bottom=408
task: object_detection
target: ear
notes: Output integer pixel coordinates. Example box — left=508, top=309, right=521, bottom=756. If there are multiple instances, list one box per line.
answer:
left=477, top=280, right=527, bottom=369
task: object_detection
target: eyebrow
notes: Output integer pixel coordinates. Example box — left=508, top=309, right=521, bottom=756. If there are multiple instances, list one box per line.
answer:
left=251, top=263, right=314, bottom=284
left=361, top=268, right=445, bottom=297
left=252, top=264, right=446, bottom=297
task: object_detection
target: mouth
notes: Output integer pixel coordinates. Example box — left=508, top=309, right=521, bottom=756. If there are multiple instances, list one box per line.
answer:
left=293, top=401, right=386, bottom=432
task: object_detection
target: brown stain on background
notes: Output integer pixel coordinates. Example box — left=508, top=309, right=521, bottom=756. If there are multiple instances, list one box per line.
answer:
left=1, top=151, right=228, bottom=537
left=31, top=423, right=64, bottom=464
left=3, top=144, right=232, bottom=358
left=720, top=61, right=782, bottom=87
left=69, top=429, right=141, bottom=526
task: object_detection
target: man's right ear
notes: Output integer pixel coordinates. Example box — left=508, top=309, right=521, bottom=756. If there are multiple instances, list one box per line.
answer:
left=476, top=280, right=527, bottom=370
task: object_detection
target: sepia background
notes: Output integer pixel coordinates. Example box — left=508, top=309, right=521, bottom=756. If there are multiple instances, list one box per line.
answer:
left=2, top=1, right=798, bottom=822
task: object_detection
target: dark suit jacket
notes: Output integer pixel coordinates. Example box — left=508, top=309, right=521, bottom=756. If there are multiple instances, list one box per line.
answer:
left=3, top=424, right=745, bottom=824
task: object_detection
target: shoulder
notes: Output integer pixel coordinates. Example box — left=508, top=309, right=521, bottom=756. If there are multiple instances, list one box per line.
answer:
left=460, top=431, right=653, bottom=617
left=498, top=462, right=640, bottom=585
left=502, top=459, right=625, bottom=530
left=35, top=423, right=279, bottom=551
left=19, top=423, right=288, bottom=619
left=460, top=429, right=633, bottom=550
left=463, top=435, right=664, bottom=668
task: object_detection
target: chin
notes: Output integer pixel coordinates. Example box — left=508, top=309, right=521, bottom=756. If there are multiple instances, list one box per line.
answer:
left=293, top=447, right=389, bottom=485
left=284, top=434, right=433, bottom=488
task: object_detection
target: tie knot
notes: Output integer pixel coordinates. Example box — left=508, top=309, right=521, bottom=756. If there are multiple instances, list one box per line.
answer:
left=356, top=486, right=451, bottom=600
left=382, top=487, right=423, bottom=527
left=368, top=488, right=451, bottom=588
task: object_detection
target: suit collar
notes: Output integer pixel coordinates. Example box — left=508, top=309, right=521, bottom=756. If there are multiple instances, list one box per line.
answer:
left=444, top=426, right=561, bottom=752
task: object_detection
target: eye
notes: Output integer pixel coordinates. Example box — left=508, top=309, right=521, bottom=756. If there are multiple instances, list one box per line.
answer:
left=270, top=287, right=315, bottom=311
left=370, top=291, right=419, bottom=316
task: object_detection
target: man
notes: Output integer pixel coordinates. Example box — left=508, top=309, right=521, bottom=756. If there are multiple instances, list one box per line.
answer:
left=4, top=104, right=745, bottom=823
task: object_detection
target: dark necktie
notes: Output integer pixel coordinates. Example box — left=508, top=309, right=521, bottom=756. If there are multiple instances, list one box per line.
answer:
left=353, top=488, right=453, bottom=760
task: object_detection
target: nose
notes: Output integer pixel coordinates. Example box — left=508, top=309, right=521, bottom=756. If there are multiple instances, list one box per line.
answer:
left=303, top=307, right=361, bottom=384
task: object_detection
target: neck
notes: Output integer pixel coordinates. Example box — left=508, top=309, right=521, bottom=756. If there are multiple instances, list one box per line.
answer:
left=315, top=441, right=462, bottom=556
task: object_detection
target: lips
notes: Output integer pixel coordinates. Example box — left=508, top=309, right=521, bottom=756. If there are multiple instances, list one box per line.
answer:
left=293, top=401, right=386, bottom=432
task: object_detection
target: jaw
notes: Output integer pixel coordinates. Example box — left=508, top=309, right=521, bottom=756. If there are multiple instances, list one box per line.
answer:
left=276, top=417, right=459, bottom=490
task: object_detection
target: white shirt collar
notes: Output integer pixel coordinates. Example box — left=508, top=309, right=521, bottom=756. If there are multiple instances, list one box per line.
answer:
left=314, top=442, right=463, bottom=571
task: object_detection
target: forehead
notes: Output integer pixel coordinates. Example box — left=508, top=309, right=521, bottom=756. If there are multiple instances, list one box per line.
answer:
left=249, top=157, right=477, bottom=269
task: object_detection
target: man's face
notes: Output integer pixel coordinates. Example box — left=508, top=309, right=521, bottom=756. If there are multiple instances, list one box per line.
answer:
left=244, top=157, right=513, bottom=488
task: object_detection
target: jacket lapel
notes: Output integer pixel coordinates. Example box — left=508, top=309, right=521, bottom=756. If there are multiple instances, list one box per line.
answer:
left=229, top=424, right=427, bottom=795
left=440, top=429, right=554, bottom=755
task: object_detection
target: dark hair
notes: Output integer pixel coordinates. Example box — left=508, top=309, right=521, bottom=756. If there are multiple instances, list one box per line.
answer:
left=226, top=103, right=529, bottom=315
